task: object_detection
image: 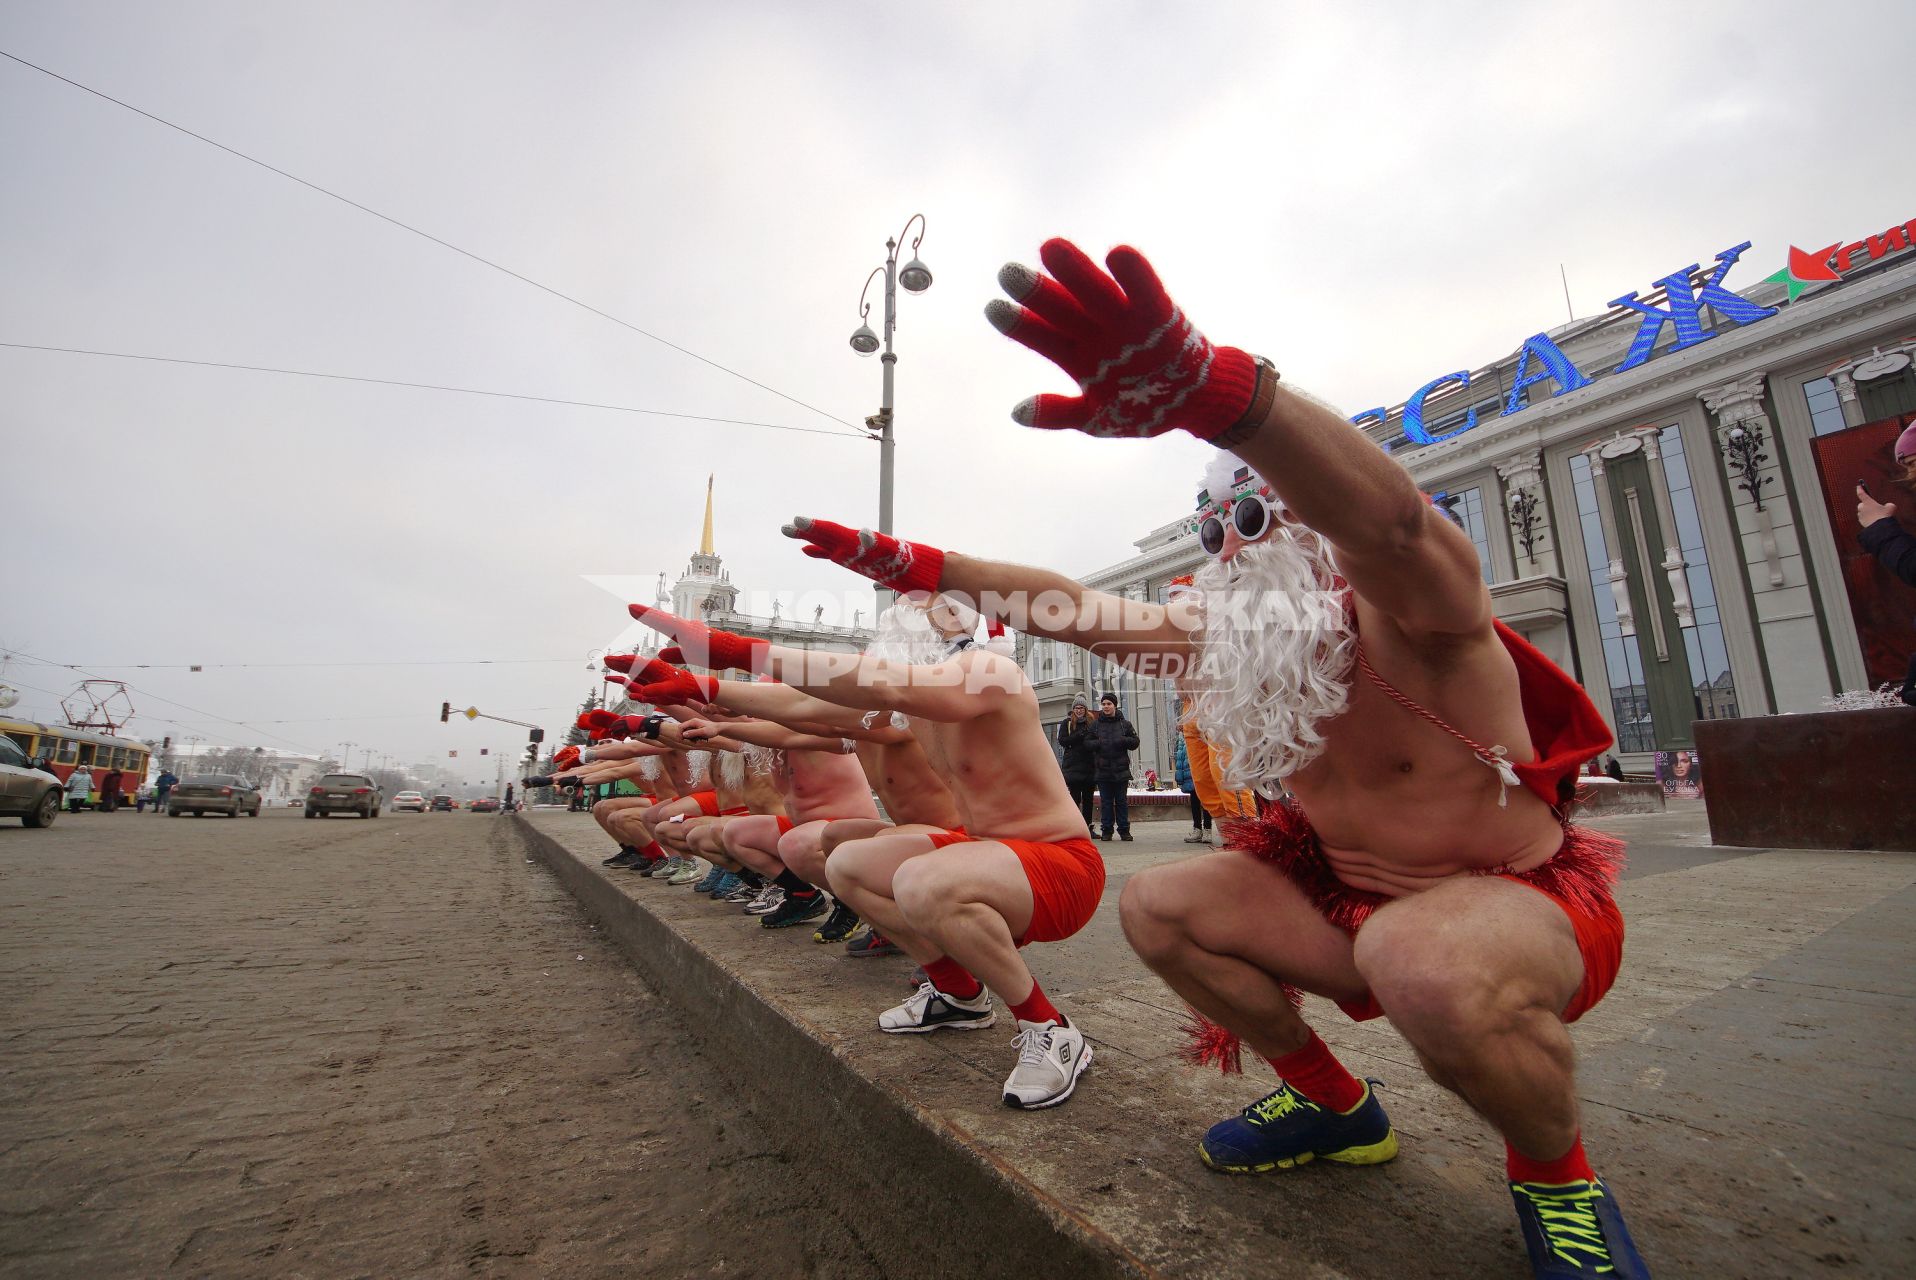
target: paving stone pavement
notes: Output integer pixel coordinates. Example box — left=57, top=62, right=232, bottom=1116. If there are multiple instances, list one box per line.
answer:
left=0, top=807, right=888, bottom=1279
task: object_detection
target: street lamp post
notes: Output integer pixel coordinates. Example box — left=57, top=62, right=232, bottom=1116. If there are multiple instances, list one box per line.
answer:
left=850, top=214, right=932, bottom=606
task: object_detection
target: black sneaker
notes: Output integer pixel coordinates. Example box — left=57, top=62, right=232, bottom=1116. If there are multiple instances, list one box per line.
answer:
left=812, top=900, right=862, bottom=943
left=603, top=846, right=642, bottom=868
left=762, top=891, right=830, bottom=929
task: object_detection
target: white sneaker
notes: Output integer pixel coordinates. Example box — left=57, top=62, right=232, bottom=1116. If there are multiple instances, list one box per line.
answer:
left=1002, top=1018, right=1091, bottom=1109
left=878, top=981, right=996, bottom=1034
left=744, top=885, right=785, bottom=915
left=667, top=857, right=705, bottom=886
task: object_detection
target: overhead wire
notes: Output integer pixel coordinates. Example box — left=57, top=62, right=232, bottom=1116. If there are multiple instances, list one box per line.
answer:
left=0, top=47, right=862, bottom=432
left=0, top=343, right=869, bottom=439
left=7, top=650, right=329, bottom=754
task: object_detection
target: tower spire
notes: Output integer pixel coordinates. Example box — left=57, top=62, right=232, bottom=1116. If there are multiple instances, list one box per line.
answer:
left=699, top=474, right=715, bottom=556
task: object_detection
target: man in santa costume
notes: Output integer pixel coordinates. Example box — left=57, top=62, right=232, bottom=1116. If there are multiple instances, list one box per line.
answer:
left=781, top=240, right=1646, bottom=1279
left=626, top=594, right=1104, bottom=1112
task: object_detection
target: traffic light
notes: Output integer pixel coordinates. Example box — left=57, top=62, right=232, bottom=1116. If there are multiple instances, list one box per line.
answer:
left=528, top=727, right=545, bottom=744
left=440, top=701, right=451, bottom=723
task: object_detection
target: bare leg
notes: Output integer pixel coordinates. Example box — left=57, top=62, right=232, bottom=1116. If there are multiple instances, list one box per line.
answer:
left=790, top=818, right=893, bottom=887
left=1119, top=854, right=1367, bottom=1060
left=773, top=820, right=831, bottom=888
left=721, top=815, right=789, bottom=880
left=827, top=834, right=948, bottom=960
left=890, top=843, right=1040, bottom=1003
left=1354, top=877, right=1585, bottom=1159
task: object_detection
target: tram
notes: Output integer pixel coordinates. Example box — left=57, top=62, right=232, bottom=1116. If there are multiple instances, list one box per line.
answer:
left=0, top=718, right=152, bottom=798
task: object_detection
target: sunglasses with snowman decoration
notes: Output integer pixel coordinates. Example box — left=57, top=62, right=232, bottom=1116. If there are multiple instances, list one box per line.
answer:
left=1196, top=465, right=1282, bottom=557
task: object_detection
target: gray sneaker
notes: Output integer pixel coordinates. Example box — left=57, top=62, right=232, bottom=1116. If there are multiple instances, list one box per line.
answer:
left=1002, top=1018, right=1091, bottom=1109
left=667, top=857, right=706, bottom=886
left=744, top=885, right=785, bottom=916
left=646, top=856, right=683, bottom=880
left=723, top=879, right=760, bottom=903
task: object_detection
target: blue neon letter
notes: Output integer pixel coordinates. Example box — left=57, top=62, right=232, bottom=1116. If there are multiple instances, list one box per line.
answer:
left=1502, top=333, right=1592, bottom=415
left=1609, top=241, right=1778, bottom=372
left=1401, top=372, right=1476, bottom=445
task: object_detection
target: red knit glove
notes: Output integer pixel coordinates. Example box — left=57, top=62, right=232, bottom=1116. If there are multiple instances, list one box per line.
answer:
left=986, top=239, right=1261, bottom=440
left=627, top=605, right=769, bottom=673
left=604, top=673, right=630, bottom=688
left=578, top=709, right=620, bottom=732
left=781, top=517, right=945, bottom=595
left=553, top=746, right=581, bottom=770
left=603, top=653, right=637, bottom=673
left=629, top=658, right=719, bottom=706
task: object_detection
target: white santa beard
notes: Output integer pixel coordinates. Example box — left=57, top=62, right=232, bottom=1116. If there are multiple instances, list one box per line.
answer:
left=684, top=749, right=712, bottom=786
left=1190, top=525, right=1356, bottom=798
left=718, top=750, right=746, bottom=792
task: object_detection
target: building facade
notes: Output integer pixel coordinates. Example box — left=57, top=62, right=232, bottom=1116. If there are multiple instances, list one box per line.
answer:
left=1052, top=212, right=1916, bottom=782
left=615, top=479, right=873, bottom=713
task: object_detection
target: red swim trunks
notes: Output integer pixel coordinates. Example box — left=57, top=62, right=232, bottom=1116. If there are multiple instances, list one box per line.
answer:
left=924, top=829, right=1107, bottom=945
left=720, top=805, right=750, bottom=817
left=1242, top=802, right=1625, bottom=1024
left=689, top=791, right=721, bottom=817
left=775, top=815, right=796, bottom=835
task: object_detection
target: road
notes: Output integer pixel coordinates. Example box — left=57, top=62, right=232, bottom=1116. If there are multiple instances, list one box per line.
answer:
left=0, top=806, right=887, bottom=1278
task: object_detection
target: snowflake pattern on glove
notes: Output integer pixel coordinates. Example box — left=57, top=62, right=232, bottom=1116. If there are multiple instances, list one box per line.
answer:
left=988, top=240, right=1258, bottom=442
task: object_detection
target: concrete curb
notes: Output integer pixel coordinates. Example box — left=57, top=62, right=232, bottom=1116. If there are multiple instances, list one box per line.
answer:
left=511, top=815, right=1159, bottom=1280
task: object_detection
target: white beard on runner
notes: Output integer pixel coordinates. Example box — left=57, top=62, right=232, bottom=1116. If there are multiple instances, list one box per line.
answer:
left=717, top=749, right=746, bottom=793
left=743, top=743, right=783, bottom=776
left=684, top=749, right=712, bottom=787
left=1189, top=513, right=1356, bottom=799
left=860, top=601, right=951, bottom=731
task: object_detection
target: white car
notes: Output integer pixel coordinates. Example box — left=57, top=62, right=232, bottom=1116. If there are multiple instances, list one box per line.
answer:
left=0, top=736, right=64, bottom=827
left=392, top=790, right=428, bottom=813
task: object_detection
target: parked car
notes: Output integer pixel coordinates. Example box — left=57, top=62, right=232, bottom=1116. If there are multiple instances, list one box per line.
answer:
left=430, top=794, right=455, bottom=812
left=0, top=735, right=64, bottom=828
left=169, top=773, right=263, bottom=818
left=306, top=773, right=382, bottom=819
left=284, top=797, right=304, bottom=807
left=391, top=790, right=428, bottom=813
left=470, top=796, right=502, bottom=813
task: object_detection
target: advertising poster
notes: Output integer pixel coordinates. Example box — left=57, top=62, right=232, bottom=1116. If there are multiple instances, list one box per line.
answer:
left=1655, top=749, right=1704, bottom=800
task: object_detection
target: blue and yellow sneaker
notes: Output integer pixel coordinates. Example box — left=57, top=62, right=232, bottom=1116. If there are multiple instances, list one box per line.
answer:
left=1510, top=1178, right=1650, bottom=1278
left=1198, top=1080, right=1398, bottom=1173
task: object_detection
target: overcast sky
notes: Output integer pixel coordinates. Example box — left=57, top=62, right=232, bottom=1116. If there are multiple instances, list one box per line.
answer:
left=3, top=0, right=1911, bottom=776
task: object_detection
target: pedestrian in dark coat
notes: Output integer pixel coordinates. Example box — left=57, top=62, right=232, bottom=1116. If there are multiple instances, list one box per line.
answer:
left=1057, top=694, right=1098, bottom=829
left=1086, top=692, right=1140, bottom=841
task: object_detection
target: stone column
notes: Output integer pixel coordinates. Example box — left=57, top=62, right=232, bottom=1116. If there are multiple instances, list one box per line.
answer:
left=1495, top=450, right=1561, bottom=578
left=1632, top=427, right=1696, bottom=628
left=1580, top=444, right=1635, bottom=638
left=1697, top=370, right=1824, bottom=711
left=1697, top=373, right=1786, bottom=590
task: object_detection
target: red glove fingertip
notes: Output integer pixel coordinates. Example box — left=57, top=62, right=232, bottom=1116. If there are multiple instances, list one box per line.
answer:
left=658, top=646, right=685, bottom=665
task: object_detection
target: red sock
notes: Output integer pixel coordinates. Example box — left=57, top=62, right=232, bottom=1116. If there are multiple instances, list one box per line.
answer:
left=1506, top=1134, right=1595, bottom=1185
left=1008, top=981, right=1063, bottom=1026
left=1263, top=1031, right=1366, bottom=1113
left=923, top=957, right=982, bottom=1000
left=639, top=840, right=666, bottom=859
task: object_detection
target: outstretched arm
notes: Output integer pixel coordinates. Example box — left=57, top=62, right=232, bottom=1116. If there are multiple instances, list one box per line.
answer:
left=985, top=237, right=1488, bottom=640
left=680, top=717, right=851, bottom=754
left=783, top=517, right=1190, bottom=663
left=627, top=607, right=1014, bottom=723
left=1230, top=386, right=1487, bottom=637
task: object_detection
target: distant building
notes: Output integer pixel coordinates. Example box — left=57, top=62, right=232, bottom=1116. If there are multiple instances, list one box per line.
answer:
left=615, top=478, right=872, bottom=711
left=1062, top=210, right=1916, bottom=783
